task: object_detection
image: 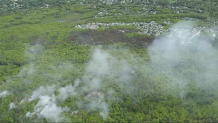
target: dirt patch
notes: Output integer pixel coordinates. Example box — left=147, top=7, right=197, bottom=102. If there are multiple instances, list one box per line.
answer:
left=68, top=29, right=154, bottom=48
left=28, top=36, right=48, bottom=45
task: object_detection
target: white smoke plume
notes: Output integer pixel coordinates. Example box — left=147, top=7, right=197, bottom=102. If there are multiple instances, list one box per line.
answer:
left=26, top=95, right=65, bottom=122
left=0, top=91, right=9, bottom=98
left=9, top=102, right=15, bottom=109
left=86, top=48, right=111, bottom=77
left=28, top=85, right=56, bottom=101
left=26, top=47, right=133, bottom=121
left=77, top=48, right=134, bottom=120
left=5, top=21, right=218, bottom=122
left=148, top=21, right=218, bottom=98
left=56, top=79, right=80, bottom=102
left=36, top=95, right=63, bottom=122
left=26, top=81, right=80, bottom=122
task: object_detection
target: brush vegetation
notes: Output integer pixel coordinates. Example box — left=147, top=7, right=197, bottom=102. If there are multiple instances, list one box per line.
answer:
left=0, top=0, right=218, bottom=122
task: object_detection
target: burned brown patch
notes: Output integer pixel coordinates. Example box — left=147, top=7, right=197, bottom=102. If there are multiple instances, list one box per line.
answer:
left=8, top=35, right=16, bottom=41
left=28, top=36, right=48, bottom=45
left=68, top=29, right=154, bottom=48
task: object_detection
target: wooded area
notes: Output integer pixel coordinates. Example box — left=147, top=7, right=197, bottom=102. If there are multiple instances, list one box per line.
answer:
left=0, top=0, right=218, bottom=122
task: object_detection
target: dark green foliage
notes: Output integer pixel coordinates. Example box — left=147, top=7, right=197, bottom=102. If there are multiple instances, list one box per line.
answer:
left=0, top=1, right=218, bottom=122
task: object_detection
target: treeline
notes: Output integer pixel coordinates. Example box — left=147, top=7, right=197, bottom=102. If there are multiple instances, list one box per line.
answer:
left=0, top=2, right=218, bottom=123
left=87, top=13, right=208, bottom=25
left=0, top=0, right=215, bottom=11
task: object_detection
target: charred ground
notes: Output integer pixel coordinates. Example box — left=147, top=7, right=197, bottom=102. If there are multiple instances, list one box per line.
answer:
left=68, top=29, right=155, bottom=48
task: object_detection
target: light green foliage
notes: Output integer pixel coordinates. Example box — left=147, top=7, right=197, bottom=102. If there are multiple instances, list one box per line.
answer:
left=0, top=1, right=218, bottom=122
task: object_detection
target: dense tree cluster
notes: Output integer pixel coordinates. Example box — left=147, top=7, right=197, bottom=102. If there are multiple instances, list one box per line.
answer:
left=0, top=1, right=218, bottom=122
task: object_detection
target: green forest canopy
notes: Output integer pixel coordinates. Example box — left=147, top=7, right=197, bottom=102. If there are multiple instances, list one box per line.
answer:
left=0, top=0, right=218, bottom=122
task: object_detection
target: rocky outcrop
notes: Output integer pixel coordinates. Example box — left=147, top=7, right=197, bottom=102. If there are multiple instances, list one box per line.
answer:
left=75, top=21, right=167, bottom=36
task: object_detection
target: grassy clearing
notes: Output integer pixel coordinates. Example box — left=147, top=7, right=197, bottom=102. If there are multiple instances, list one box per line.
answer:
left=41, top=13, right=83, bottom=23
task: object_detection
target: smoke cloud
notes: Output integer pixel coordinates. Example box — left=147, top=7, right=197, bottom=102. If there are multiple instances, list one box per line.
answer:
left=25, top=47, right=133, bottom=122
left=3, top=21, right=218, bottom=122
left=148, top=21, right=218, bottom=98
left=9, top=102, right=15, bottom=109
left=0, top=91, right=9, bottom=98
left=25, top=21, right=218, bottom=121
left=29, top=85, right=56, bottom=101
